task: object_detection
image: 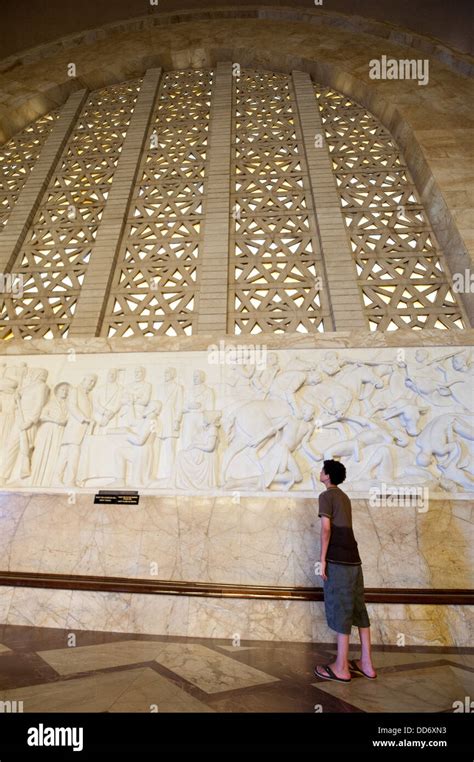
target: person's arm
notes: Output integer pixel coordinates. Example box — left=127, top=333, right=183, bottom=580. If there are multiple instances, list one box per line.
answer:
left=319, top=516, right=331, bottom=581
left=127, top=420, right=153, bottom=447
left=68, top=389, right=89, bottom=424
left=318, top=492, right=333, bottom=582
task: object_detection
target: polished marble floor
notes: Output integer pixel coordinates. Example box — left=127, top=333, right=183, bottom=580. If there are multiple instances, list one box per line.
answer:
left=0, top=624, right=472, bottom=713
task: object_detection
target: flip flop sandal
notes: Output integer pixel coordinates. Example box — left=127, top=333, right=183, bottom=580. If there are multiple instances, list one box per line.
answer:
left=349, top=659, right=377, bottom=679
left=314, top=664, right=351, bottom=683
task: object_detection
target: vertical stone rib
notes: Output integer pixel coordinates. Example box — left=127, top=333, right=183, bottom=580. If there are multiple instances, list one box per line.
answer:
left=292, top=70, right=366, bottom=331
left=70, top=69, right=162, bottom=337
left=196, top=62, right=233, bottom=335
left=0, top=90, right=88, bottom=276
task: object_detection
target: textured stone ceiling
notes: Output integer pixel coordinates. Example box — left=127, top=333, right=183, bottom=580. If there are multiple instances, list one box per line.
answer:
left=0, top=0, right=473, bottom=60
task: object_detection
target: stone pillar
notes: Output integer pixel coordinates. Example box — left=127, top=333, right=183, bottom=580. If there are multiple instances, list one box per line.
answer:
left=292, top=70, right=366, bottom=331
left=69, top=68, right=162, bottom=337
left=196, top=61, right=233, bottom=335
left=0, top=90, right=88, bottom=276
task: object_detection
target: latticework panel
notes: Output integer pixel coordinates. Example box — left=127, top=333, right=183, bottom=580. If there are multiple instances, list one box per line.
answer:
left=315, top=86, right=466, bottom=331
left=103, top=70, right=212, bottom=338
left=0, top=111, right=59, bottom=231
left=229, top=70, right=329, bottom=335
left=0, top=81, right=140, bottom=340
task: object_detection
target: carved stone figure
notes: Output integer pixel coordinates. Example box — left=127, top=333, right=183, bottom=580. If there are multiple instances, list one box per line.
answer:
left=382, top=400, right=428, bottom=437
left=221, top=398, right=293, bottom=487
left=267, top=368, right=307, bottom=416
left=181, top=369, right=214, bottom=449
left=56, top=374, right=97, bottom=486
left=226, top=364, right=255, bottom=401
left=402, top=349, right=469, bottom=409
left=0, top=364, right=23, bottom=483
left=252, top=351, right=280, bottom=397
left=314, top=416, right=409, bottom=481
left=259, top=403, right=318, bottom=490
left=175, top=410, right=221, bottom=490
left=300, top=370, right=352, bottom=420
left=438, top=352, right=472, bottom=411
left=107, top=401, right=162, bottom=488
left=30, top=382, right=70, bottom=486
left=415, top=413, right=474, bottom=491
left=156, top=367, right=183, bottom=480
left=11, top=367, right=50, bottom=479
left=93, top=368, right=124, bottom=430
left=121, top=366, right=152, bottom=426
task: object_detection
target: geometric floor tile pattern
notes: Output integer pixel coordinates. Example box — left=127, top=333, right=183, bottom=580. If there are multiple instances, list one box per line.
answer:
left=312, top=665, right=474, bottom=713
left=38, top=640, right=279, bottom=693
left=151, top=643, right=280, bottom=693
left=0, top=668, right=214, bottom=713
left=0, top=625, right=473, bottom=713
left=108, top=668, right=215, bottom=713
left=37, top=640, right=179, bottom=676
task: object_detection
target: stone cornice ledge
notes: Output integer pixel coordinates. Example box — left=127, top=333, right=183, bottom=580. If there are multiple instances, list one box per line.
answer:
left=0, top=329, right=472, bottom=356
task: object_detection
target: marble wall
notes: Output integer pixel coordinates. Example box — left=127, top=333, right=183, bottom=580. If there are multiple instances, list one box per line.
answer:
left=0, top=584, right=471, bottom=647
left=0, top=493, right=472, bottom=591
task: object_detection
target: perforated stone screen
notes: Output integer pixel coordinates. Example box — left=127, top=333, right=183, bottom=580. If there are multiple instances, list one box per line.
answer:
left=0, top=69, right=467, bottom=340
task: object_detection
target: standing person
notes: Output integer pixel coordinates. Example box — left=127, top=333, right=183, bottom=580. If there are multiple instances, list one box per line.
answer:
left=314, top=459, right=377, bottom=683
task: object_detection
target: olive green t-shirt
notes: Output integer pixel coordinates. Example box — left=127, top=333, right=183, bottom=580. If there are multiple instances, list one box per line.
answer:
left=318, top=486, right=361, bottom=565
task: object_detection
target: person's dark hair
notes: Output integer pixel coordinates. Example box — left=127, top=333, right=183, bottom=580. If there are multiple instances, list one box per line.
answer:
left=323, top=459, right=346, bottom=485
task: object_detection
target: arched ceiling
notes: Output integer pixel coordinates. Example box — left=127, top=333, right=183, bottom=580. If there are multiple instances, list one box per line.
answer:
left=1, top=0, right=473, bottom=60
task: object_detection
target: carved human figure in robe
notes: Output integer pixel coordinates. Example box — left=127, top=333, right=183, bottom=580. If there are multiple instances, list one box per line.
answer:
left=30, top=382, right=70, bottom=487
left=120, top=366, right=152, bottom=426
left=107, top=401, right=162, bottom=488
left=0, top=364, right=25, bottom=484
left=181, top=369, right=214, bottom=449
left=11, top=367, right=50, bottom=479
left=93, top=368, right=124, bottom=430
left=175, top=410, right=221, bottom=490
left=155, top=367, right=184, bottom=480
left=57, top=374, right=97, bottom=486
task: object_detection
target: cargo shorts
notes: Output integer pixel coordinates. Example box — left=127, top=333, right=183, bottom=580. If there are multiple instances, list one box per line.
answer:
left=323, top=560, right=370, bottom=635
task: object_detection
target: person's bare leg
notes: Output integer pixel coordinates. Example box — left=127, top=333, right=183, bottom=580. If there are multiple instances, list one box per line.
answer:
left=321, top=633, right=351, bottom=679
left=335, top=632, right=351, bottom=677
left=356, top=626, right=377, bottom=677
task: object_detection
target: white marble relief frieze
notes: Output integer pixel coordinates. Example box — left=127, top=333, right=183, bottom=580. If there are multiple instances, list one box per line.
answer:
left=0, top=345, right=472, bottom=496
